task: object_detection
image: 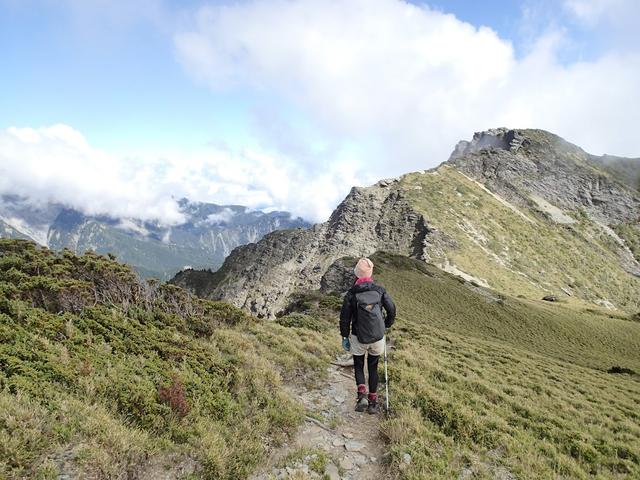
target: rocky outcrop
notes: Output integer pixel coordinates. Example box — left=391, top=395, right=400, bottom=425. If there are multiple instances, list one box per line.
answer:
left=173, top=181, right=436, bottom=317
left=447, top=128, right=640, bottom=225
left=448, top=128, right=640, bottom=277
left=320, top=257, right=357, bottom=294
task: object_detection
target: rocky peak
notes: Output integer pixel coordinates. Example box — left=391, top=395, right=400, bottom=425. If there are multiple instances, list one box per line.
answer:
left=172, top=181, right=436, bottom=318
left=449, top=128, right=533, bottom=159
left=446, top=128, right=640, bottom=225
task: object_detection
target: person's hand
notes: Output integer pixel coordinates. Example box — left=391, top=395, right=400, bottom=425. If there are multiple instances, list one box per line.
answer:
left=342, top=337, right=351, bottom=352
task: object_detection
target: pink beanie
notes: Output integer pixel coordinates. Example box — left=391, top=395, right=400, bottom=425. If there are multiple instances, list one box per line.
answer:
left=354, top=257, right=374, bottom=279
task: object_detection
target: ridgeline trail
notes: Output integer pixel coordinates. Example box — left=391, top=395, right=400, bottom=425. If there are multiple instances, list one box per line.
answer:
left=249, top=354, right=388, bottom=480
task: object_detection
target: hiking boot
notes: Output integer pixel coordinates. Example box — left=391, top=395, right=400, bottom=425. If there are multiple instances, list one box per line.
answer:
left=355, top=393, right=368, bottom=412
left=367, top=399, right=379, bottom=415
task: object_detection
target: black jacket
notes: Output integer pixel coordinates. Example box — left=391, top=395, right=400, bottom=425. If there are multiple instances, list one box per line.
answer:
left=339, top=281, right=396, bottom=339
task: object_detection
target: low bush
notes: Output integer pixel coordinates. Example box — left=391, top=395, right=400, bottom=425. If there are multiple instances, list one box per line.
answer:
left=0, top=240, right=337, bottom=479
left=276, top=312, right=325, bottom=331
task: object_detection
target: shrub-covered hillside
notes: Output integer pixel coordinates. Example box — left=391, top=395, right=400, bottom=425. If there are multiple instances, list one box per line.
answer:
left=3, top=239, right=640, bottom=479
left=0, top=239, right=338, bottom=479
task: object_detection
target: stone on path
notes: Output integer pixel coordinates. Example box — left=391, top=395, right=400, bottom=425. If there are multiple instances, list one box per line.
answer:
left=332, top=438, right=345, bottom=447
left=345, top=440, right=365, bottom=452
left=325, top=462, right=340, bottom=480
left=340, top=457, right=355, bottom=470
left=354, top=453, right=367, bottom=466
left=399, top=453, right=412, bottom=472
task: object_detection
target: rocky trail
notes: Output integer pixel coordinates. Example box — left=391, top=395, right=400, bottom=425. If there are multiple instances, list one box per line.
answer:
left=249, top=354, right=390, bottom=480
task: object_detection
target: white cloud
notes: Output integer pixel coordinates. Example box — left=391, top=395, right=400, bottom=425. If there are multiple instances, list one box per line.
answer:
left=115, top=218, right=150, bottom=236
left=0, top=124, right=353, bottom=223
left=205, top=208, right=236, bottom=224
left=174, top=0, right=640, bottom=170
left=0, top=125, right=186, bottom=224
left=3, top=1, right=639, bottom=227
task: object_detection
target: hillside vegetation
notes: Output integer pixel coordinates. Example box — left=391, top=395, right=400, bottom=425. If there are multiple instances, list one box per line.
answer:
left=401, top=166, right=640, bottom=314
left=0, top=239, right=338, bottom=479
left=3, top=239, right=640, bottom=479
left=368, top=253, right=640, bottom=479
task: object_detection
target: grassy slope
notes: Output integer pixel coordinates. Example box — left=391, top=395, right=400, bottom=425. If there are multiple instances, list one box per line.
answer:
left=4, top=238, right=640, bottom=479
left=371, top=253, right=640, bottom=479
left=401, top=166, right=640, bottom=314
left=0, top=240, right=339, bottom=479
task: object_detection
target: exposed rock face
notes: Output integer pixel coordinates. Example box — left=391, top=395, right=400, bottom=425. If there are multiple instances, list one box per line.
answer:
left=448, top=128, right=640, bottom=278
left=320, top=257, right=357, bottom=294
left=0, top=218, right=30, bottom=240
left=172, top=181, right=436, bottom=317
left=448, top=128, right=640, bottom=225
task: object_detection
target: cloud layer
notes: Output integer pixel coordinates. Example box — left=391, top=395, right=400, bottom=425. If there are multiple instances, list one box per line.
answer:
left=2, top=0, right=639, bottom=224
left=175, top=0, right=640, bottom=164
left=0, top=124, right=354, bottom=223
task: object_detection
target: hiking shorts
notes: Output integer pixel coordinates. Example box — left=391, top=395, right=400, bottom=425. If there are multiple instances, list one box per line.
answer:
left=349, top=334, right=385, bottom=356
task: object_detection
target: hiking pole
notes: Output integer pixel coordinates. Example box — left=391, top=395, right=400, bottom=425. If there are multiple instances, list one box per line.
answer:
left=384, top=336, right=390, bottom=414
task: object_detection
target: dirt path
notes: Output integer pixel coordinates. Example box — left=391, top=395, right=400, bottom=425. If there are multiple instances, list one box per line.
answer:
left=249, top=354, right=388, bottom=480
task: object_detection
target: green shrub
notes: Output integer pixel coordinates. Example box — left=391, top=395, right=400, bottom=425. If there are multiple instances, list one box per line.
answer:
left=0, top=240, right=334, bottom=479
left=276, top=313, right=324, bottom=331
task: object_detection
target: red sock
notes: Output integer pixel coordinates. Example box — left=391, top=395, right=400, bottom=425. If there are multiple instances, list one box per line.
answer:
left=357, top=384, right=367, bottom=395
left=368, top=392, right=377, bottom=402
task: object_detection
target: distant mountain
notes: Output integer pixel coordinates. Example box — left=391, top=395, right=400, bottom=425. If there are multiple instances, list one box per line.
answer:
left=587, top=154, right=640, bottom=192
left=0, top=217, right=30, bottom=240
left=0, top=196, right=309, bottom=279
left=0, top=195, right=62, bottom=245
left=173, top=128, right=640, bottom=317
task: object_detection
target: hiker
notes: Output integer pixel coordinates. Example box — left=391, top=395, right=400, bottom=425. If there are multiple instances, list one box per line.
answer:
left=340, top=257, right=396, bottom=414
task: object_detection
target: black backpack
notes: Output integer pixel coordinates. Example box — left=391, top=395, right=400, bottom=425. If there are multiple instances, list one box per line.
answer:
left=352, top=288, right=385, bottom=344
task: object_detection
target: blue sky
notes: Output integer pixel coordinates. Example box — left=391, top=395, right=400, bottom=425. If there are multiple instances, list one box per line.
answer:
left=0, top=0, right=602, bottom=150
left=1, top=0, right=639, bottom=222
left=1, top=0, right=250, bottom=151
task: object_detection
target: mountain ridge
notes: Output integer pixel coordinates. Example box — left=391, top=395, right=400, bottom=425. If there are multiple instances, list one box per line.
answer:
left=447, top=128, right=639, bottom=224
left=0, top=196, right=309, bottom=279
left=172, top=128, right=640, bottom=317
left=588, top=154, right=640, bottom=192
left=172, top=180, right=438, bottom=317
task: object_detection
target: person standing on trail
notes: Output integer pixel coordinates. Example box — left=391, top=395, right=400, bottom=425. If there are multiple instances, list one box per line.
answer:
left=340, top=257, right=396, bottom=414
